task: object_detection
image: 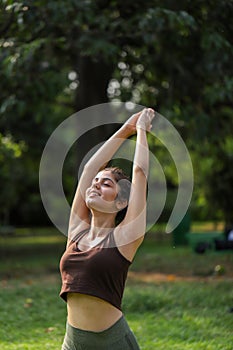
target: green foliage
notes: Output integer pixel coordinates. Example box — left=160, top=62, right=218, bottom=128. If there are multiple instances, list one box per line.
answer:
left=0, top=0, right=233, bottom=224
left=0, top=133, right=26, bottom=223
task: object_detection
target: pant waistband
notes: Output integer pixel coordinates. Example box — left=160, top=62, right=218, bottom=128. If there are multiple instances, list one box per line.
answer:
left=66, top=315, right=130, bottom=345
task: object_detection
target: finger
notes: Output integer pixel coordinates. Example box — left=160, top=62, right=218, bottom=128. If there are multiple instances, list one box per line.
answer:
left=141, top=108, right=148, bottom=116
left=149, top=115, right=155, bottom=123
left=148, top=109, right=155, bottom=118
left=148, top=108, right=155, bottom=114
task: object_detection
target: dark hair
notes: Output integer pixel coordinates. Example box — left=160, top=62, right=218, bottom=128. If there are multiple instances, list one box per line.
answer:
left=104, top=167, right=131, bottom=225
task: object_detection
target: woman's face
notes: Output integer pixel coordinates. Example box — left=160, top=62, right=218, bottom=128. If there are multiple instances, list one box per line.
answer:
left=85, top=170, right=120, bottom=213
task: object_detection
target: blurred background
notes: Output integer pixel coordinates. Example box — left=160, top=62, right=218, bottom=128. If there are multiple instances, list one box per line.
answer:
left=0, top=0, right=233, bottom=231
left=0, top=2, right=233, bottom=349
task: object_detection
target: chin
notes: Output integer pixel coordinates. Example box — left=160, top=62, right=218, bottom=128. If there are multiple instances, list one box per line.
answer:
left=85, top=198, right=93, bottom=209
left=86, top=198, right=100, bottom=211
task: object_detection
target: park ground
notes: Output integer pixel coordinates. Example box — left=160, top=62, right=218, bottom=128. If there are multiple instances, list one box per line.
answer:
left=0, top=224, right=232, bottom=350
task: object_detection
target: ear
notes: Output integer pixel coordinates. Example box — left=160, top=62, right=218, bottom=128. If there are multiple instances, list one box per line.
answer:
left=116, top=199, right=128, bottom=211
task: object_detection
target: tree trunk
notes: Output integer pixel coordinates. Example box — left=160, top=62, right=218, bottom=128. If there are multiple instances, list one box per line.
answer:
left=72, top=55, right=118, bottom=177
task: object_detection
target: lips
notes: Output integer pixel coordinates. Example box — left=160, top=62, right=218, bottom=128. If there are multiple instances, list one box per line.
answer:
left=88, top=191, right=100, bottom=197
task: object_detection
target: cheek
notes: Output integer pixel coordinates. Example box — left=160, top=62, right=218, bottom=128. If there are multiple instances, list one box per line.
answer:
left=103, top=188, right=118, bottom=201
left=85, top=188, right=90, bottom=200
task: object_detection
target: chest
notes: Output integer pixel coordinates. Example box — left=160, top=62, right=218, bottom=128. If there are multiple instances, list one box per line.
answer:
left=62, top=244, right=128, bottom=277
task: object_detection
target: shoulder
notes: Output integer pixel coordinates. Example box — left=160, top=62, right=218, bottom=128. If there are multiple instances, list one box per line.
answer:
left=67, top=222, right=90, bottom=247
left=113, top=226, right=144, bottom=262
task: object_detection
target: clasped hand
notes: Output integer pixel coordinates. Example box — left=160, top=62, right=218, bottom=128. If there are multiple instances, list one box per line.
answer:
left=136, top=108, right=155, bottom=131
left=124, top=108, right=155, bottom=135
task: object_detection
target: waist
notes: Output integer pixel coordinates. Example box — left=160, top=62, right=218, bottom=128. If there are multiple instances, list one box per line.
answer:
left=67, top=292, right=123, bottom=331
left=64, top=315, right=132, bottom=348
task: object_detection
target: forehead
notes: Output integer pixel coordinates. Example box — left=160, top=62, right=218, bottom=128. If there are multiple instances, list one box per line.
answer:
left=94, top=170, right=116, bottom=182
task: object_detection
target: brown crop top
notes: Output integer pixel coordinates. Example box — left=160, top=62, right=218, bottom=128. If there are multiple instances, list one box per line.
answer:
left=59, top=229, right=131, bottom=311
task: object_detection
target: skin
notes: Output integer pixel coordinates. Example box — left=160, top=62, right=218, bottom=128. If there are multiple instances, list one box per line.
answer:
left=77, top=170, right=127, bottom=251
left=65, top=108, right=154, bottom=331
left=86, top=170, right=124, bottom=216
left=67, top=170, right=126, bottom=332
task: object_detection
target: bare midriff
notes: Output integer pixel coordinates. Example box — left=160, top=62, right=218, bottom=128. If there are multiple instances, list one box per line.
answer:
left=67, top=292, right=123, bottom=332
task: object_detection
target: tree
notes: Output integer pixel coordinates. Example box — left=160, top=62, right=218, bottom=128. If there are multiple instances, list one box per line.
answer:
left=0, top=0, right=233, bottom=225
left=0, top=133, right=26, bottom=224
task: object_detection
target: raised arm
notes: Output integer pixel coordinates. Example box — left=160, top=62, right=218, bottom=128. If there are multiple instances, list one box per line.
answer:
left=68, top=111, right=143, bottom=239
left=116, top=108, right=154, bottom=257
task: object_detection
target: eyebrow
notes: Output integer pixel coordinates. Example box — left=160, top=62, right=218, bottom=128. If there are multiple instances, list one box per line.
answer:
left=94, top=177, right=115, bottom=184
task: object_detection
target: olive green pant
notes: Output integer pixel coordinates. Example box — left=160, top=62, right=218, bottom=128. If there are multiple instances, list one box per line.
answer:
left=61, top=315, right=140, bottom=350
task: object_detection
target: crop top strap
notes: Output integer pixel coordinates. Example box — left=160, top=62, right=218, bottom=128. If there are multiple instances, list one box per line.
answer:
left=67, top=228, right=89, bottom=247
left=108, top=229, right=117, bottom=247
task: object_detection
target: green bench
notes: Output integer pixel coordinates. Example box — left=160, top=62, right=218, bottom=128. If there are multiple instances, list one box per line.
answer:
left=186, top=231, right=225, bottom=252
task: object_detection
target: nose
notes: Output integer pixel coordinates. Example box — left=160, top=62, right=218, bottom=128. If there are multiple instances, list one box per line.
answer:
left=93, top=181, right=100, bottom=189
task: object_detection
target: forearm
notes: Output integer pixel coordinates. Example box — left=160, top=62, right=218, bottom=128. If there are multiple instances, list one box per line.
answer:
left=132, top=108, right=153, bottom=179
left=133, top=128, right=149, bottom=179
left=115, top=109, right=154, bottom=239
left=69, top=125, right=131, bottom=231
left=122, top=127, right=149, bottom=236
left=84, top=125, right=132, bottom=173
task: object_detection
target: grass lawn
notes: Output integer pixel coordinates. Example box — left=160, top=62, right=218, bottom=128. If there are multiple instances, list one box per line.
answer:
left=0, top=227, right=232, bottom=349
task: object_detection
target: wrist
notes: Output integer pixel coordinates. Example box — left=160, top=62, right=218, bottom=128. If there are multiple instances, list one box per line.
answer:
left=136, top=124, right=147, bottom=131
left=120, top=124, right=136, bottom=137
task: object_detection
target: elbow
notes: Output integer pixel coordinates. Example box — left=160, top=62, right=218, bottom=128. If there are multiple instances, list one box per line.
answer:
left=83, top=163, right=94, bottom=175
left=134, top=164, right=148, bottom=178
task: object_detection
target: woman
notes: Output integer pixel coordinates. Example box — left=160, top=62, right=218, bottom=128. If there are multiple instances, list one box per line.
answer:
left=60, top=108, right=155, bottom=349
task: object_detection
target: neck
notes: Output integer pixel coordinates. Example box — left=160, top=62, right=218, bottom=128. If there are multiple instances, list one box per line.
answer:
left=89, top=210, right=116, bottom=238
